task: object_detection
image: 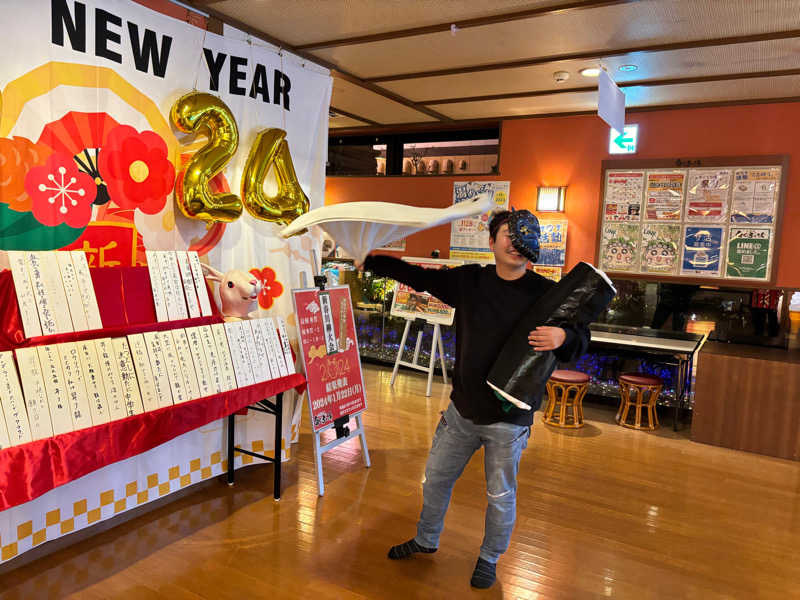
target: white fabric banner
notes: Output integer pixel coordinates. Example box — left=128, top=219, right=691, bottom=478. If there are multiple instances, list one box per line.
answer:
left=0, top=0, right=330, bottom=564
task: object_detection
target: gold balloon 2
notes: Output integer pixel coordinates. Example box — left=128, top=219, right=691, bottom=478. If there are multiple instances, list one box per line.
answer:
left=170, top=92, right=243, bottom=223
left=241, top=128, right=309, bottom=227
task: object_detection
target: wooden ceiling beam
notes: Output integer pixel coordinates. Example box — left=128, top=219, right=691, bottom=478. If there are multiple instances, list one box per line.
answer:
left=184, top=1, right=452, bottom=122
left=295, top=0, right=641, bottom=51
left=368, top=29, right=800, bottom=83
left=419, top=68, right=800, bottom=105
left=329, top=107, right=381, bottom=126
left=329, top=97, right=800, bottom=135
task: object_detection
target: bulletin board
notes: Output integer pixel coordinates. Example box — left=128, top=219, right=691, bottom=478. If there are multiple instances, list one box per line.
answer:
left=595, top=155, right=788, bottom=287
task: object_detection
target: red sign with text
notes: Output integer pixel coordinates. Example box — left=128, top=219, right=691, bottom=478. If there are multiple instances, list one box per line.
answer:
left=293, top=286, right=366, bottom=432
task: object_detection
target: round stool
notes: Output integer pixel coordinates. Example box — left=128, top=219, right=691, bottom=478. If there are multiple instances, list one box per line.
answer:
left=617, top=373, right=663, bottom=431
left=542, top=370, right=590, bottom=429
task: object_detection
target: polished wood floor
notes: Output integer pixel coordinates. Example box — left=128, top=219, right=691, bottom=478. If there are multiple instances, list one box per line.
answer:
left=1, top=364, right=799, bottom=599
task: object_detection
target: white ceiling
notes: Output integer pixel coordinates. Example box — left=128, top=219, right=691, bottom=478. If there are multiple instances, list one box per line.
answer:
left=191, top=0, right=800, bottom=130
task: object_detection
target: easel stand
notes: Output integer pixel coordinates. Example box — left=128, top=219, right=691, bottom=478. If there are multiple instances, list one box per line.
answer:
left=310, top=275, right=371, bottom=497
left=390, top=318, right=448, bottom=397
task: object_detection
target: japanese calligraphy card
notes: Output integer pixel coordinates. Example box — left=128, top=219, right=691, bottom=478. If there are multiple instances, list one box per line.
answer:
left=188, top=251, right=213, bottom=316
left=276, top=317, right=296, bottom=375
left=15, top=346, right=54, bottom=440
left=25, top=251, right=60, bottom=335
left=176, top=252, right=201, bottom=319
left=158, top=330, right=188, bottom=404
left=0, top=351, right=32, bottom=446
left=160, top=252, right=189, bottom=321
left=36, top=251, right=73, bottom=334
left=70, top=251, right=102, bottom=329
left=7, top=250, right=42, bottom=338
left=36, top=344, right=73, bottom=435
left=247, top=319, right=274, bottom=382
left=185, top=327, right=214, bottom=397
left=95, top=338, right=127, bottom=421
left=197, top=325, right=223, bottom=394
left=223, top=321, right=254, bottom=387
left=211, top=323, right=237, bottom=392
left=170, top=329, right=200, bottom=402
left=255, top=318, right=284, bottom=379
left=145, top=250, right=168, bottom=322
left=143, top=332, right=174, bottom=408
left=76, top=340, right=109, bottom=425
left=112, top=338, right=144, bottom=417
left=239, top=321, right=264, bottom=383
left=56, top=251, right=89, bottom=332
left=127, top=334, right=159, bottom=412
left=56, top=342, right=93, bottom=430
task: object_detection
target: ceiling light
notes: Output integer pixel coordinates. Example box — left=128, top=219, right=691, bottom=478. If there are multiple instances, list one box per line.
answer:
left=618, top=64, right=638, bottom=72
left=579, top=67, right=601, bottom=77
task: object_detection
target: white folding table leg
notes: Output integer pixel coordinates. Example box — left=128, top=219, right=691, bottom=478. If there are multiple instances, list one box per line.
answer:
left=436, top=323, right=448, bottom=385
left=426, top=324, right=440, bottom=397
left=356, top=414, right=371, bottom=467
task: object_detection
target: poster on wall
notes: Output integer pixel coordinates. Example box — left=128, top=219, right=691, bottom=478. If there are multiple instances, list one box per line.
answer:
left=680, top=225, right=726, bottom=277
left=532, top=265, right=562, bottom=282
left=731, top=168, right=781, bottom=223
left=684, top=169, right=731, bottom=223
left=640, top=223, right=681, bottom=275
left=449, top=181, right=510, bottom=263
left=725, top=227, right=773, bottom=280
left=377, top=239, right=406, bottom=252
left=600, top=222, right=640, bottom=273
left=644, top=171, right=685, bottom=221
left=389, top=257, right=462, bottom=325
left=293, top=286, right=366, bottom=432
left=603, top=171, right=644, bottom=221
left=537, top=220, right=568, bottom=266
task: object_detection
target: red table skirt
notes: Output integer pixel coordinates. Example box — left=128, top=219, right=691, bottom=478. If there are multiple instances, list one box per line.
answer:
left=0, top=373, right=306, bottom=512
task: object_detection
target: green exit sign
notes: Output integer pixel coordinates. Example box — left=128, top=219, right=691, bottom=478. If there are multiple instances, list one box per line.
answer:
left=609, top=124, right=638, bottom=154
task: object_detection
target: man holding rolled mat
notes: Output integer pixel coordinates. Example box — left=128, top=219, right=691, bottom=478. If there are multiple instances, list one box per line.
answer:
left=362, top=210, right=589, bottom=589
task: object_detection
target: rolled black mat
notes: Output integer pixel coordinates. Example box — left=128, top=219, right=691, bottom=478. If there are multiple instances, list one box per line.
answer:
left=486, top=262, right=616, bottom=411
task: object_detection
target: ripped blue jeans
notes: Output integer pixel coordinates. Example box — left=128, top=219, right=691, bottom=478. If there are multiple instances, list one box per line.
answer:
left=415, top=402, right=530, bottom=563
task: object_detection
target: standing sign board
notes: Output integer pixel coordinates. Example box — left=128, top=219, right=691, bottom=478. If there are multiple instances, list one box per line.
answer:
left=389, top=258, right=462, bottom=326
left=293, top=285, right=370, bottom=495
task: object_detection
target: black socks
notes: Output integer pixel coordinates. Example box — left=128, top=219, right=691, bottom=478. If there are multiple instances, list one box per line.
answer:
left=387, top=538, right=437, bottom=559
left=470, top=558, right=497, bottom=589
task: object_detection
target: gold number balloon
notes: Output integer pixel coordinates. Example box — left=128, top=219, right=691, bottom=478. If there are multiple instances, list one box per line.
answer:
left=241, top=128, right=310, bottom=226
left=170, top=92, right=242, bottom=223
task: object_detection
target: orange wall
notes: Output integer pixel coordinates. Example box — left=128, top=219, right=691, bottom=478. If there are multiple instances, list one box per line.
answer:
left=326, top=102, right=800, bottom=289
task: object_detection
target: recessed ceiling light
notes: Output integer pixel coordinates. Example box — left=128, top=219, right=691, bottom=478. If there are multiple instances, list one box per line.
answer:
left=618, top=64, right=638, bottom=72
left=579, top=67, right=601, bottom=77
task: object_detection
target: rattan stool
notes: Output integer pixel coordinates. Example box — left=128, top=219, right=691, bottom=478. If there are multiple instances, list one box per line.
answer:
left=542, top=370, right=590, bottom=429
left=617, top=373, right=663, bottom=431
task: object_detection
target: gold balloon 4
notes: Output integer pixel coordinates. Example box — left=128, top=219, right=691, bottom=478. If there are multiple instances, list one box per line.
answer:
left=242, top=128, right=310, bottom=227
left=170, top=92, right=243, bottom=223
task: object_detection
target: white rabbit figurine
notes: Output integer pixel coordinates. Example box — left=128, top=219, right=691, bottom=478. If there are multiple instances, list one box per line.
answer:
left=201, top=264, right=262, bottom=321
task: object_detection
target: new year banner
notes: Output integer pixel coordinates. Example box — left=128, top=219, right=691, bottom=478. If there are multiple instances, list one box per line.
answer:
left=0, top=0, right=332, bottom=319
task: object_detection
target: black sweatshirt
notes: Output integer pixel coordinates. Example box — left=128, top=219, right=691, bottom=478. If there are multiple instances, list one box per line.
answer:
left=364, top=255, right=590, bottom=426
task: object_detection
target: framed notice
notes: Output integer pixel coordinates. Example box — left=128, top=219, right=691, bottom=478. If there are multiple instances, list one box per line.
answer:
left=681, top=225, right=726, bottom=277
left=598, top=157, right=785, bottom=286
left=538, top=220, right=568, bottom=266
left=685, top=169, right=731, bottom=223
left=449, top=181, right=510, bottom=263
left=603, top=170, right=644, bottom=221
left=644, top=171, right=685, bottom=221
left=725, top=227, right=773, bottom=280
left=293, top=286, right=367, bottom=433
left=731, top=167, right=781, bottom=223
left=389, top=257, right=462, bottom=326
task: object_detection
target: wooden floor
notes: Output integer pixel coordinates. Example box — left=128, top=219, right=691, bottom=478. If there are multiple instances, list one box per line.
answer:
left=1, top=364, right=800, bottom=599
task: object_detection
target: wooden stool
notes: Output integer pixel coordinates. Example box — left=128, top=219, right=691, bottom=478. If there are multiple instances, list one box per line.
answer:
left=617, top=373, right=663, bottom=431
left=542, top=370, right=590, bottom=429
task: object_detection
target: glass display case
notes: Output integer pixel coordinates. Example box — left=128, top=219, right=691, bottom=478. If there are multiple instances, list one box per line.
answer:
left=346, top=262, right=797, bottom=407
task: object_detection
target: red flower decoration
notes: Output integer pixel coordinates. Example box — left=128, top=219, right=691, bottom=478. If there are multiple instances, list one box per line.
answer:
left=250, top=267, right=284, bottom=310
left=98, top=125, right=175, bottom=214
left=24, top=154, right=96, bottom=227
